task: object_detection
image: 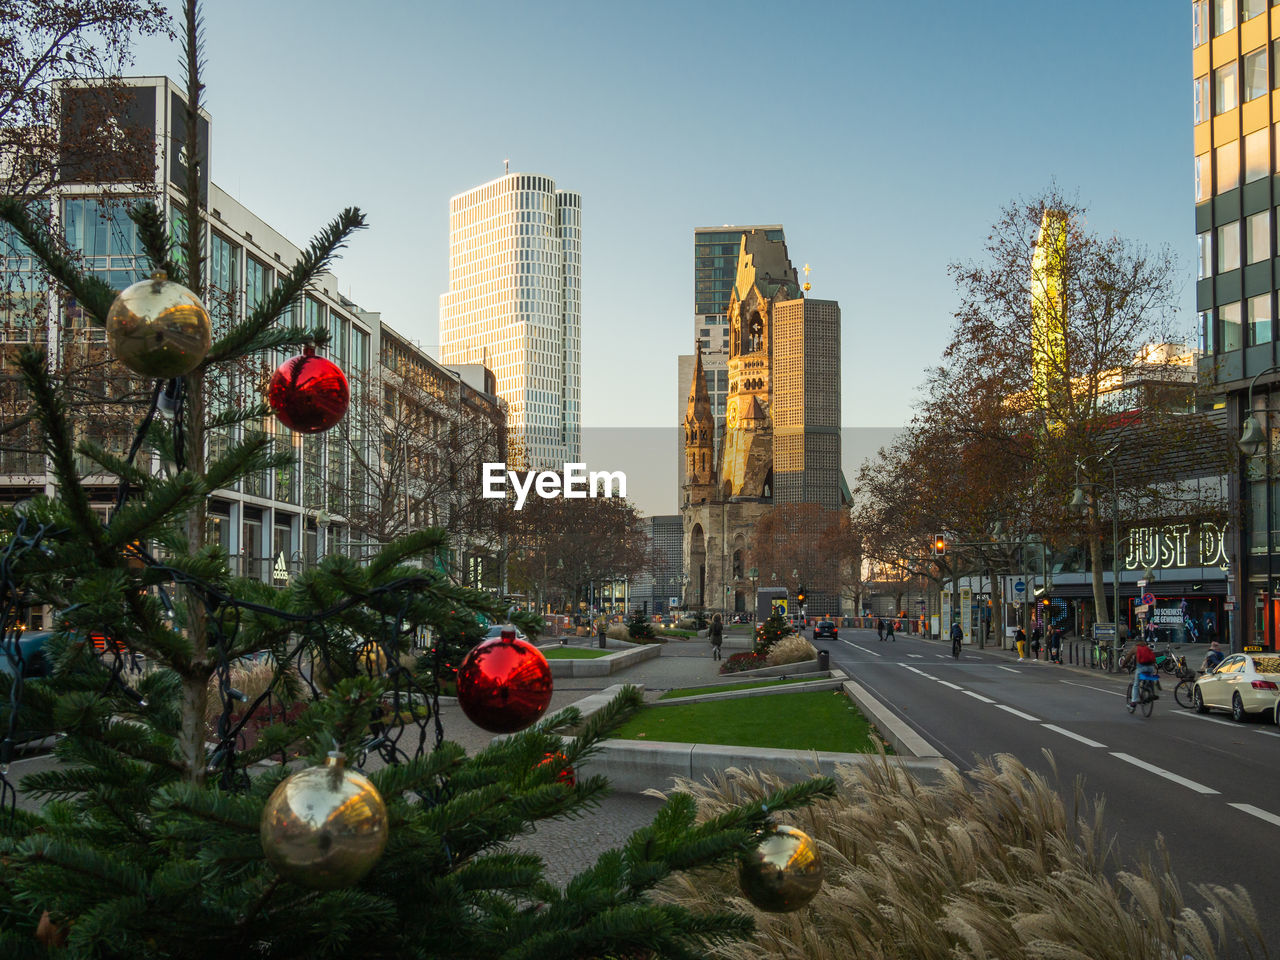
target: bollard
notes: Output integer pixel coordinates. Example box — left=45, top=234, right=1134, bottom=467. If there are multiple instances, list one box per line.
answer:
left=817, top=649, right=830, bottom=672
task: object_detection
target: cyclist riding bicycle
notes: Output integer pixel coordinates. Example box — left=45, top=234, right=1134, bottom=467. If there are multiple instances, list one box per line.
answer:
left=1128, top=636, right=1159, bottom=707
left=950, top=621, right=963, bottom=659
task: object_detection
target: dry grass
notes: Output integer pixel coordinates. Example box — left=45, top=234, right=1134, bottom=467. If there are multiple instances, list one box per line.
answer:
left=606, top=624, right=630, bottom=642
left=766, top=634, right=817, bottom=667
left=652, top=754, right=1267, bottom=959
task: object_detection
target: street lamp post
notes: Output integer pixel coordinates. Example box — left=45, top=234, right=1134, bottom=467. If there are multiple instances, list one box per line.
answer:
left=1236, top=364, right=1280, bottom=654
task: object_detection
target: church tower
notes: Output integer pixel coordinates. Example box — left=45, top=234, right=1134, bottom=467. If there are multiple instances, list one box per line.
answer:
left=683, top=346, right=717, bottom=504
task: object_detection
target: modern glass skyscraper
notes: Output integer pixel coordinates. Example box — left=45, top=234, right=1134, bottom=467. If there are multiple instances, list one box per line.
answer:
left=439, top=172, right=581, bottom=468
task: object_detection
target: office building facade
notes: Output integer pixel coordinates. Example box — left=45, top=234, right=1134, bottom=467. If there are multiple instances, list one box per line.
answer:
left=1193, top=0, right=1280, bottom=651
left=439, top=173, right=581, bottom=469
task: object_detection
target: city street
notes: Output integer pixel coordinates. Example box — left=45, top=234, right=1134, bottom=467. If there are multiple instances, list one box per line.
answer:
left=815, top=626, right=1280, bottom=948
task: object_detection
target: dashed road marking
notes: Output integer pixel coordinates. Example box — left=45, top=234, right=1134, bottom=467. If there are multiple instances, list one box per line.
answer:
left=1041, top=724, right=1106, bottom=748
left=851, top=643, right=882, bottom=656
left=997, top=666, right=1021, bottom=674
left=902, top=665, right=928, bottom=677
left=1110, top=752, right=1219, bottom=795
left=1060, top=679, right=1124, bottom=697
left=1229, top=803, right=1280, bottom=828
left=1257, top=728, right=1280, bottom=738
left=963, top=690, right=996, bottom=704
left=907, top=654, right=923, bottom=659
left=995, top=704, right=1040, bottom=722
left=937, top=680, right=963, bottom=690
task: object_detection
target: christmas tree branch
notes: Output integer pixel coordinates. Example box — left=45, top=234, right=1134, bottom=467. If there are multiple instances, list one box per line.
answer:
left=203, top=207, right=367, bottom=366
left=0, top=198, right=117, bottom=324
left=128, top=201, right=185, bottom=285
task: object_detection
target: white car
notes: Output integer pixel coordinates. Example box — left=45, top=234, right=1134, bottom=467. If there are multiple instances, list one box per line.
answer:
left=1192, top=653, right=1280, bottom=722
left=484, top=625, right=528, bottom=643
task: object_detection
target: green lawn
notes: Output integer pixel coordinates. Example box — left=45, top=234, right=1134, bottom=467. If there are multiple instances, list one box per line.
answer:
left=658, top=676, right=816, bottom=700
left=655, top=629, right=695, bottom=639
left=539, top=647, right=611, bottom=660
left=611, top=690, right=882, bottom=753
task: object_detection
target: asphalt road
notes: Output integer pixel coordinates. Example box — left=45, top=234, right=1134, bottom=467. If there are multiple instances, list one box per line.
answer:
left=816, top=626, right=1280, bottom=949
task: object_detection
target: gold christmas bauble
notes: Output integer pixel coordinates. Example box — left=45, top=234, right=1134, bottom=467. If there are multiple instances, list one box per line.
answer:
left=260, top=751, right=388, bottom=889
left=105, top=271, right=212, bottom=378
left=737, top=823, right=824, bottom=912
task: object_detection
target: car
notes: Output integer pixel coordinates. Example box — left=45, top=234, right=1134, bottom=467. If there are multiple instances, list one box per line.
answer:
left=814, top=619, right=838, bottom=640
left=483, top=625, right=529, bottom=643
left=0, top=630, right=55, bottom=680
left=1192, top=653, right=1280, bottom=722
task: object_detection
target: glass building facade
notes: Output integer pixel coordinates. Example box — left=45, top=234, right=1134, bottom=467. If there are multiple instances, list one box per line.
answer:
left=439, top=173, right=581, bottom=469
left=1194, top=0, right=1280, bottom=651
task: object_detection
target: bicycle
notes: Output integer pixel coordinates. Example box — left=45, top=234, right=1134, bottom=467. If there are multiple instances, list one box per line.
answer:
left=1171, top=659, right=1198, bottom=709
left=952, top=637, right=961, bottom=659
left=1127, top=674, right=1157, bottom=717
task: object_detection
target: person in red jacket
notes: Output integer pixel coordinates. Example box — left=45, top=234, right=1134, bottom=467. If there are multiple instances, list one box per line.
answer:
left=1129, top=637, right=1159, bottom=707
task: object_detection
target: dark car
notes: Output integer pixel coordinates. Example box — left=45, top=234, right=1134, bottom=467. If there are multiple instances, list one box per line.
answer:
left=814, top=620, right=838, bottom=640
left=0, top=630, right=55, bottom=680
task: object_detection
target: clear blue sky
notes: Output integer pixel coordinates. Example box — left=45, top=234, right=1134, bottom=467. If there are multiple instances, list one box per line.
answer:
left=130, top=0, right=1190, bottom=433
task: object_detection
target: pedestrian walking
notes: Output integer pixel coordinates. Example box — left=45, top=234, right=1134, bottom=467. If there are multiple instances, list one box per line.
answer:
left=1049, top=627, right=1063, bottom=663
left=1016, top=627, right=1028, bottom=661
left=877, top=617, right=886, bottom=641
left=1029, top=625, right=1042, bottom=664
left=1029, top=629, right=1041, bottom=661
left=709, top=614, right=723, bottom=660
left=885, top=618, right=895, bottom=642
left=1015, top=626, right=1026, bottom=659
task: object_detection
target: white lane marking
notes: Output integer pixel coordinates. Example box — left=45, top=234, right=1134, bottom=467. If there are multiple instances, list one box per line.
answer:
left=1060, top=679, right=1124, bottom=698
left=851, top=644, right=882, bottom=657
left=1041, top=724, right=1106, bottom=748
left=936, top=654, right=951, bottom=659
left=1169, top=712, right=1238, bottom=728
left=1229, top=803, right=1280, bottom=828
left=1257, top=729, right=1280, bottom=738
left=995, top=704, right=1040, bottom=722
left=907, top=654, right=923, bottom=659
left=997, top=666, right=1021, bottom=674
left=903, top=665, right=928, bottom=677
left=1110, top=752, right=1219, bottom=795
left=937, top=680, right=963, bottom=690
left=964, top=690, right=996, bottom=704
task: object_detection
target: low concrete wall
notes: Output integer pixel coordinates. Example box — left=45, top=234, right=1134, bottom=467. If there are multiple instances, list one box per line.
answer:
left=656, top=670, right=844, bottom=705
left=542, top=643, right=662, bottom=678
left=724, top=658, right=820, bottom=679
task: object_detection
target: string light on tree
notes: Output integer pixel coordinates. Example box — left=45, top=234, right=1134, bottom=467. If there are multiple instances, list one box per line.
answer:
left=267, top=346, right=350, bottom=432
left=106, top=271, right=211, bottom=378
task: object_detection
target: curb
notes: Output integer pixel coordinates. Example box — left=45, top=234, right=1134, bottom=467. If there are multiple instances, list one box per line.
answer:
left=655, top=670, right=844, bottom=705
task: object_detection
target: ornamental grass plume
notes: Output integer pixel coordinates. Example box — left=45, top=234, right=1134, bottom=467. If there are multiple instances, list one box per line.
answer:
left=765, top=633, right=817, bottom=667
left=651, top=752, right=1268, bottom=960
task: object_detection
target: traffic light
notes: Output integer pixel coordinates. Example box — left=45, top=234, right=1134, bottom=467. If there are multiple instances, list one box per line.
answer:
left=932, top=533, right=946, bottom=555
left=796, top=586, right=807, bottom=605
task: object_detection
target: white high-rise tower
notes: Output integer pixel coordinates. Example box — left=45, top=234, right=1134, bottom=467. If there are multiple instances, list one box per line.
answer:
left=439, top=172, right=581, bottom=468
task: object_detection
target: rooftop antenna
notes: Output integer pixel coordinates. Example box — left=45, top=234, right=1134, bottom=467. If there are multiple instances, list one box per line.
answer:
left=504, top=158, right=509, bottom=174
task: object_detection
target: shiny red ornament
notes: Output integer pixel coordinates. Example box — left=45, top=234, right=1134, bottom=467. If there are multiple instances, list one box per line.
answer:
left=536, top=750, right=576, bottom=787
left=456, top=630, right=553, bottom=733
left=267, top=347, right=350, bottom=433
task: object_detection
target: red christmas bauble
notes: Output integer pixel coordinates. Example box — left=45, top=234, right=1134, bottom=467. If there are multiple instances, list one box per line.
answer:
left=456, top=632, right=553, bottom=733
left=267, top=347, right=350, bottom=433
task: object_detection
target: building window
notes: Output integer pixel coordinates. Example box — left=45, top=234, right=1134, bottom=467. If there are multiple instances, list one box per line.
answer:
left=1219, top=221, right=1242, bottom=272
left=1214, top=0, right=1237, bottom=34
left=1194, top=74, right=1210, bottom=123
left=1194, top=0, right=1209, bottom=44
left=1198, top=230, right=1213, bottom=278
left=1215, top=62, right=1239, bottom=114
left=1196, top=153, right=1210, bottom=201
left=1246, top=128, right=1270, bottom=181
left=1217, top=141, right=1240, bottom=191
left=1248, top=210, right=1271, bottom=263
left=1245, top=47, right=1268, bottom=100
left=1250, top=294, right=1273, bottom=345
left=1201, top=309, right=1215, bottom=353
left=1245, top=0, right=1266, bottom=18
left=1222, top=300, right=1243, bottom=351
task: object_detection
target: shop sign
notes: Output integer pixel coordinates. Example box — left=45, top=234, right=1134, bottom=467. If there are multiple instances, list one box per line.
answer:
left=1123, top=520, right=1228, bottom=571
